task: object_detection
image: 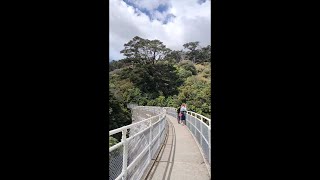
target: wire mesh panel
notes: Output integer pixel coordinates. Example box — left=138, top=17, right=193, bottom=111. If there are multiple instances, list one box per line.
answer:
left=127, top=148, right=150, bottom=180
left=150, top=136, right=160, bottom=158
left=167, top=108, right=176, bottom=117
left=131, top=108, right=153, bottom=136
left=190, top=116, right=195, bottom=126
left=109, top=144, right=123, bottom=180
left=201, top=139, right=210, bottom=162
left=151, top=121, right=160, bottom=139
left=201, top=122, right=209, bottom=142
left=109, top=107, right=209, bottom=179
left=195, top=119, right=200, bottom=131
left=109, top=106, right=168, bottom=180
left=165, top=107, right=211, bottom=176
left=150, top=116, right=159, bottom=124
left=186, top=116, right=191, bottom=129
left=189, top=113, right=211, bottom=174
left=128, top=121, right=149, bottom=137
left=159, top=120, right=167, bottom=143
left=195, top=127, right=200, bottom=143
left=196, top=129, right=201, bottom=144
left=189, top=116, right=196, bottom=136
left=127, top=128, right=150, bottom=166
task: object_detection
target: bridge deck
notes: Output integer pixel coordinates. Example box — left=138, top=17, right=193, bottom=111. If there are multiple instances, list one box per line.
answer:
left=145, top=114, right=210, bottom=180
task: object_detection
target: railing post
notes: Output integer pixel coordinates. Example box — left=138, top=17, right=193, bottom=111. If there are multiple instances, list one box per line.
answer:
left=121, top=129, right=128, bottom=179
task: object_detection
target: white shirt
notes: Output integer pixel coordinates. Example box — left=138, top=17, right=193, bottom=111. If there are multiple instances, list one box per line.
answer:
left=181, top=106, right=187, bottom=112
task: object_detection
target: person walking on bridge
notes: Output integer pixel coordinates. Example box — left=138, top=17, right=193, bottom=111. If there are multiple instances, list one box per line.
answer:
left=177, top=106, right=181, bottom=124
left=180, top=103, right=187, bottom=126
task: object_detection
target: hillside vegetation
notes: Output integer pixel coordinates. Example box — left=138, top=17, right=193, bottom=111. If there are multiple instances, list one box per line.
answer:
left=109, top=36, right=211, bottom=132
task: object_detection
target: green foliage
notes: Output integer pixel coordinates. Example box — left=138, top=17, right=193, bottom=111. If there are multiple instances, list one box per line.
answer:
left=200, top=45, right=211, bottom=62
left=109, top=137, right=119, bottom=147
left=109, top=89, right=131, bottom=131
left=120, top=36, right=171, bottom=65
left=183, top=41, right=200, bottom=51
left=154, top=96, right=166, bottom=107
left=178, top=60, right=197, bottom=75
left=178, top=68, right=193, bottom=80
left=165, top=96, right=176, bottom=107
left=183, top=41, right=200, bottom=63
left=176, top=70, right=211, bottom=118
left=182, top=42, right=211, bottom=63
left=109, top=59, right=132, bottom=72
left=147, top=99, right=156, bottom=106
left=109, top=38, right=212, bottom=132
left=164, top=50, right=183, bottom=63
left=121, top=63, right=182, bottom=98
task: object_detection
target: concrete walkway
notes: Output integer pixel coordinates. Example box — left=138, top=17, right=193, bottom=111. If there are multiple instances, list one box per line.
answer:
left=145, top=114, right=210, bottom=180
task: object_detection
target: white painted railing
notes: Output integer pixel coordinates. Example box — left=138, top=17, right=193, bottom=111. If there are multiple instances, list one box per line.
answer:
left=109, top=106, right=211, bottom=179
left=109, top=106, right=167, bottom=180
left=166, top=107, right=211, bottom=176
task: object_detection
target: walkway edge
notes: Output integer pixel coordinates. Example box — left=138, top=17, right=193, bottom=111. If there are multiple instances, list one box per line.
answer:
left=185, top=121, right=211, bottom=177
left=140, top=119, right=170, bottom=180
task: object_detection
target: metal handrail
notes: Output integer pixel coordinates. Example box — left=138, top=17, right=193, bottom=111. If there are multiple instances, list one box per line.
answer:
left=109, top=106, right=167, bottom=180
left=165, top=107, right=211, bottom=176
left=109, top=106, right=211, bottom=180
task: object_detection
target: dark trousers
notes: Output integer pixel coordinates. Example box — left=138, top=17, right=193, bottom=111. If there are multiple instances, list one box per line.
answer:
left=180, top=112, right=186, bottom=125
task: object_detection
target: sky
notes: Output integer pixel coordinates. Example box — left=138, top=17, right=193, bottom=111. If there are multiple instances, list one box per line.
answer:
left=109, top=0, right=211, bottom=61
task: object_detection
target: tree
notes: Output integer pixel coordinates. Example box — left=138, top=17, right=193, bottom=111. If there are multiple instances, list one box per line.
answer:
left=149, top=39, right=171, bottom=64
left=109, top=59, right=132, bottom=72
left=164, top=50, right=183, bottom=63
left=120, top=36, right=171, bottom=65
left=110, top=37, right=211, bottom=121
left=177, top=74, right=211, bottom=118
left=109, top=90, right=131, bottom=131
left=203, top=45, right=211, bottom=61
left=183, top=41, right=200, bottom=51
left=178, top=60, right=197, bottom=75
left=197, top=45, right=211, bottom=63
left=154, top=96, right=166, bottom=107
left=121, top=63, right=182, bottom=99
left=183, top=41, right=200, bottom=63
left=120, top=36, right=145, bottom=65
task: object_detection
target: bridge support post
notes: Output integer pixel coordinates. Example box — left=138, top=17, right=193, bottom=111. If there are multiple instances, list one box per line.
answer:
left=121, top=129, right=128, bottom=179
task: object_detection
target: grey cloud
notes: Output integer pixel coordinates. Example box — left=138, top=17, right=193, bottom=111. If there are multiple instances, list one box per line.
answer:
left=181, top=17, right=211, bottom=47
left=109, top=0, right=211, bottom=61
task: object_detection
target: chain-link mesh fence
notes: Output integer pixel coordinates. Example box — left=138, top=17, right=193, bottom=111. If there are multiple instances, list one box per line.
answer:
left=166, top=107, right=211, bottom=169
left=109, top=107, right=209, bottom=179
left=109, top=106, right=167, bottom=180
left=109, top=143, right=123, bottom=180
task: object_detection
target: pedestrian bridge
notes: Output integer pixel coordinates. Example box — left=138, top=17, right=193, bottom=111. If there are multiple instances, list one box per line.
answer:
left=109, top=106, right=211, bottom=180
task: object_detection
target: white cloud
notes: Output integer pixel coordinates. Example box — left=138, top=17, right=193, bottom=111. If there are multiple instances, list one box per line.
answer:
left=109, top=0, right=211, bottom=61
left=126, top=0, right=171, bottom=11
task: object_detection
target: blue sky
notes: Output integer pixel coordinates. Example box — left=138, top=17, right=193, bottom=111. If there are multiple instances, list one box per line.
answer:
left=109, top=0, right=211, bottom=61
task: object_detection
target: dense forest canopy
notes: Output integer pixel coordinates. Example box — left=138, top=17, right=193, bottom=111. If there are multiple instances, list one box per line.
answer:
left=109, top=36, right=211, bottom=135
